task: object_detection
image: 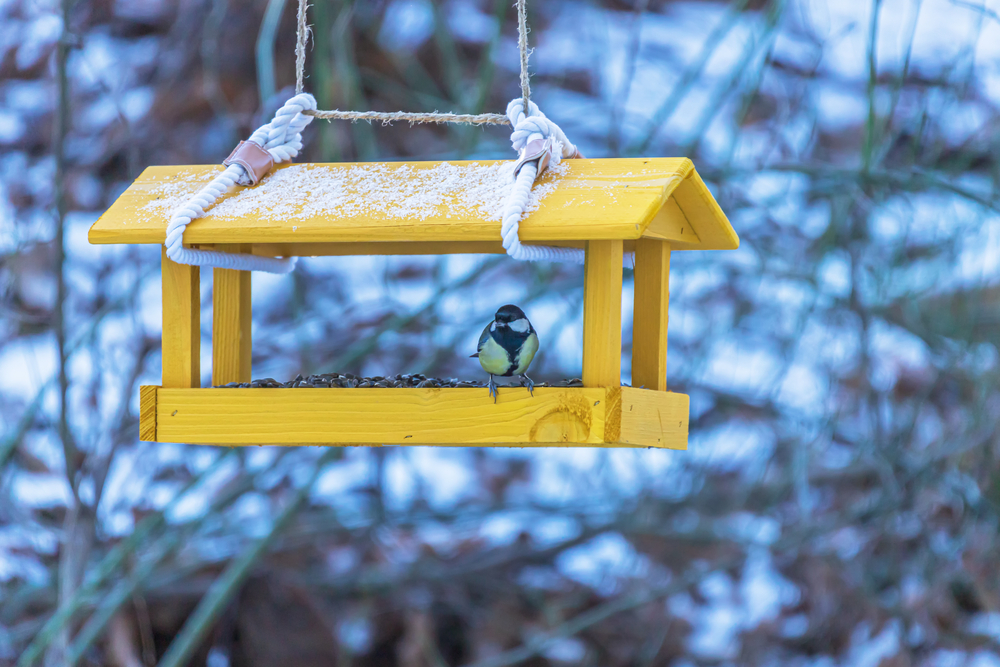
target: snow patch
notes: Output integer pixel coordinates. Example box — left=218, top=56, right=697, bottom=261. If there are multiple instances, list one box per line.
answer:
left=137, top=161, right=568, bottom=226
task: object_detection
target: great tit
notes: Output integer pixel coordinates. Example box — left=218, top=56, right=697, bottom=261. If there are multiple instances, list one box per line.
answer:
left=471, top=304, right=539, bottom=403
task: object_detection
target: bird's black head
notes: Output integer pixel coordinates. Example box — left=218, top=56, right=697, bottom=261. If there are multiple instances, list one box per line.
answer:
left=495, top=304, right=527, bottom=324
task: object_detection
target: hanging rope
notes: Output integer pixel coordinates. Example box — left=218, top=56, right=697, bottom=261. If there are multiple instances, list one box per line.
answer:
left=164, top=93, right=317, bottom=273
left=501, top=99, right=585, bottom=264
left=294, top=0, right=309, bottom=95
left=164, top=0, right=622, bottom=271
left=307, top=109, right=510, bottom=125
left=517, top=0, right=531, bottom=115
left=294, top=0, right=529, bottom=126
left=287, top=0, right=601, bottom=265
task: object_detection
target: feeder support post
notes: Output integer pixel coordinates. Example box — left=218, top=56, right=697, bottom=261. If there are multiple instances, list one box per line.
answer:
left=582, top=240, right=623, bottom=388
left=212, top=244, right=253, bottom=386
left=161, top=247, right=201, bottom=388
left=632, top=239, right=671, bottom=391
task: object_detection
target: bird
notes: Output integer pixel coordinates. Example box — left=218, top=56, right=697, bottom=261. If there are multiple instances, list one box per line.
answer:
left=471, top=304, right=539, bottom=403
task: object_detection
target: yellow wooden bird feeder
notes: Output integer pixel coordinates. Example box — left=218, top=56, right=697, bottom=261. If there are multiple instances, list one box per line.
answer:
left=88, top=156, right=737, bottom=449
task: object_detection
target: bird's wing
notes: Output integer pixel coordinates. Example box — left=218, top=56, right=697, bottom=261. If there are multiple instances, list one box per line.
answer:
left=476, top=323, right=492, bottom=353
left=513, top=331, right=539, bottom=375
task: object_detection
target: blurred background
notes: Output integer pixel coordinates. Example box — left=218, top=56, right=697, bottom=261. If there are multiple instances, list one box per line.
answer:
left=3, top=0, right=1000, bottom=665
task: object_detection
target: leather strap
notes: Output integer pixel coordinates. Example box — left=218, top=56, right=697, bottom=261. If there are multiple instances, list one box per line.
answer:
left=223, top=140, right=274, bottom=185
left=513, top=137, right=585, bottom=178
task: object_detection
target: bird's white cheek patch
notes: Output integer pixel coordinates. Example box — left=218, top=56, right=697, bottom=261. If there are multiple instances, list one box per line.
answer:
left=490, top=322, right=497, bottom=332
left=510, top=318, right=530, bottom=333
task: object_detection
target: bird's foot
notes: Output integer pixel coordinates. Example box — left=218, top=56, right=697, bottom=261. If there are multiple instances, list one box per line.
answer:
left=488, top=375, right=499, bottom=404
left=521, top=374, right=534, bottom=396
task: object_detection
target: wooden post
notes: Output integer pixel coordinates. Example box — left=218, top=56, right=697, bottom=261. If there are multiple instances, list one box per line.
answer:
left=631, top=239, right=671, bottom=391
left=582, top=240, right=623, bottom=388
left=161, top=247, right=200, bottom=388
left=212, top=244, right=252, bottom=385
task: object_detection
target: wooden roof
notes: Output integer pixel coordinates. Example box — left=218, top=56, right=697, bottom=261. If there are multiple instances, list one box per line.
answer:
left=88, top=157, right=738, bottom=252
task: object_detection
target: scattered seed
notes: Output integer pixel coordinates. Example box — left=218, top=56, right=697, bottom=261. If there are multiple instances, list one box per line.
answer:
left=214, top=374, right=593, bottom=389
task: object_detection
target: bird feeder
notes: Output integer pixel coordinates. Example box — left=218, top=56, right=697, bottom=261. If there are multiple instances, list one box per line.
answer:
left=89, top=157, right=737, bottom=449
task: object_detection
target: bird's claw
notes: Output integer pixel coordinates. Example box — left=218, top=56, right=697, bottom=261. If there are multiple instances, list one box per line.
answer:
left=521, top=374, right=534, bottom=396
left=488, top=375, right=499, bottom=404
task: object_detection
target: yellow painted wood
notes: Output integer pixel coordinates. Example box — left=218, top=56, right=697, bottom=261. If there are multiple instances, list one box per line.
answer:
left=141, top=385, right=689, bottom=448
left=212, top=244, right=252, bottom=385
left=617, top=387, right=689, bottom=450
left=604, top=386, right=622, bottom=442
left=87, top=158, right=737, bottom=250
left=670, top=171, right=739, bottom=251
left=154, top=387, right=609, bottom=446
left=234, top=240, right=640, bottom=257
left=139, top=385, right=157, bottom=442
left=161, top=247, right=200, bottom=388
left=644, top=198, right=700, bottom=244
left=632, top=239, right=671, bottom=391
left=582, top=240, right=624, bottom=388
left=247, top=240, right=590, bottom=257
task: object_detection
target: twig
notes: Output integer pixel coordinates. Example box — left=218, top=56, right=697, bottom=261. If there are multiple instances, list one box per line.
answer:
left=16, top=451, right=237, bottom=667
left=0, top=264, right=157, bottom=477
left=51, top=1, right=84, bottom=662
left=631, top=0, right=752, bottom=154
left=54, top=0, right=76, bottom=501
left=461, top=566, right=713, bottom=667
left=949, top=0, right=1000, bottom=24
left=65, top=460, right=259, bottom=665
left=609, top=0, right=650, bottom=154
left=256, top=0, right=289, bottom=104
left=155, top=449, right=339, bottom=667
left=862, top=0, right=884, bottom=173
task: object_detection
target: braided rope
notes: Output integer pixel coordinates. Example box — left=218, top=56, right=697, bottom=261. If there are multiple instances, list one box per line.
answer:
left=500, top=99, right=636, bottom=268
left=163, top=93, right=318, bottom=273
left=500, top=99, right=585, bottom=264
left=166, top=2, right=637, bottom=272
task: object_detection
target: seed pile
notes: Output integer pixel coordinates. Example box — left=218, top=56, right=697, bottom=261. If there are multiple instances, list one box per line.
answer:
left=215, top=373, right=585, bottom=389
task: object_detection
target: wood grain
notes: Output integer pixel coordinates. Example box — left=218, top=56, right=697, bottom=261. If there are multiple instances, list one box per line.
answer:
left=632, top=239, right=671, bottom=391
left=145, top=385, right=689, bottom=449
left=248, top=241, right=583, bottom=257
left=212, top=244, right=252, bottom=385
left=644, top=198, right=700, bottom=244
left=617, top=387, right=689, bottom=450
left=670, top=170, right=740, bottom=251
left=155, top=387, right=609, bottom=446
left=88, top=158, right=736, bottom=250
left=139, top=385, right=157, bottom=442
left=161, top=247, right=200, bottom=388
left=582, top=240, right=623, bottom=388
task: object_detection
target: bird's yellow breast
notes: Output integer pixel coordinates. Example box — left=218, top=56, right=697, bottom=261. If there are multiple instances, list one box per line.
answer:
left=477, top=336, right=512, bottom=375
left=513, top=332, right=538, bottom=375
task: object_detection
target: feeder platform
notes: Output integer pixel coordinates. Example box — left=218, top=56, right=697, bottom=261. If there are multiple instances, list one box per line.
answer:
left=91, top=157, right=738, bottom=449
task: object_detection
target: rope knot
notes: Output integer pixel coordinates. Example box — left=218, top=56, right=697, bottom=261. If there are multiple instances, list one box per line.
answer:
left=505, top=98, right=582, bottom=180
left=244, top=92, right=318, bottom=184
left=164, top=92, right=320, bottom=274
